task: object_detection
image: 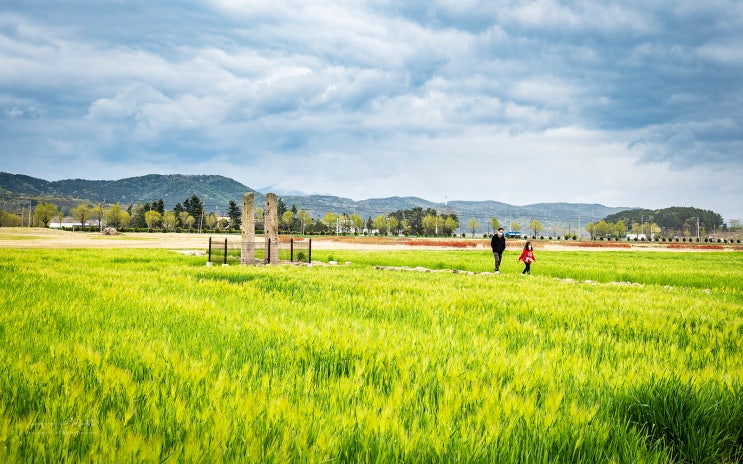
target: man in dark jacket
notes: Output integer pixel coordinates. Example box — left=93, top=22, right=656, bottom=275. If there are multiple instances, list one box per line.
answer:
left=490, top=227, right=506, bottom=274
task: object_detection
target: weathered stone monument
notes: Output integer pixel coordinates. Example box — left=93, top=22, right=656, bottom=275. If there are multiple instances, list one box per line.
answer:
left=240, top=191, right=279, bottom=265
left=265, top=193, right=279, bottom=265
left=240, top=192, right=255, bottom=264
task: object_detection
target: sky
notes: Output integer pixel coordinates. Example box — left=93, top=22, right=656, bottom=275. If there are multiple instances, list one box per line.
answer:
left=1, top=1, right=742, bottom=222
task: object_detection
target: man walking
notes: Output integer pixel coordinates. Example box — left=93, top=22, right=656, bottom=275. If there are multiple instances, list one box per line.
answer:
left=491, top=227, right=506, bottom=274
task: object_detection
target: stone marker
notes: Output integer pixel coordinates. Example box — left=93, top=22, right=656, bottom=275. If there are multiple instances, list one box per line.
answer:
left=241, top=192, right=255, bottom=264
left=265, top=193, right=279, bottom=265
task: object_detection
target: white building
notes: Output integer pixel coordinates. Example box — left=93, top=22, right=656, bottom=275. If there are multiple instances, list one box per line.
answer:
left=50, top=216, right=99, bottom=229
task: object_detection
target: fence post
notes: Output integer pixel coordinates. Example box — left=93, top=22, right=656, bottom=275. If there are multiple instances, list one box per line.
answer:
left=290, top=237, right=294, bottom=262
left=265, top=239, right=270, bottom=265
left=223, top=238, right=228, bottom=265
left=207, top=237, right=212, bottom=266
left=308, top=238, right=312, bottom=263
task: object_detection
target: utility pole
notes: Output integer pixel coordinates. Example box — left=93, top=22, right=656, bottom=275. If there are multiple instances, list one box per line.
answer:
left=697, top=216, right=700, bottom=240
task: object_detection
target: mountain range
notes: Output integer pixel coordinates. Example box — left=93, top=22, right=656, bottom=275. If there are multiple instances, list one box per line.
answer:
left=0, top=172, right=634, bottom=233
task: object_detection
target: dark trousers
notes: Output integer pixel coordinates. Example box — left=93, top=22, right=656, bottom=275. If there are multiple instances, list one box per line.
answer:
left=522, top=262, right=531, bottom=274
left=493, top=252, right=502, bottom=271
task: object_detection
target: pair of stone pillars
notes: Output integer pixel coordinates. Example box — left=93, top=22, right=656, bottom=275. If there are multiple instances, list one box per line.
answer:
left=241, top=192, right=279, bottom=265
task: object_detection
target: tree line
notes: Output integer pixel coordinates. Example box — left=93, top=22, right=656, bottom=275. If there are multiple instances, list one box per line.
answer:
left=4, top=197, right=738, bottom=240
left=602, top=207, right=728, bottom=236
left=0, top=195, right=242, bottom=232
left=279, top=204, right=461, bottom=236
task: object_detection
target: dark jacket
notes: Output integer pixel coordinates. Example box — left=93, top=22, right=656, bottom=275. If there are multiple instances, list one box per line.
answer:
left=491, top=233, right=506, bottom=253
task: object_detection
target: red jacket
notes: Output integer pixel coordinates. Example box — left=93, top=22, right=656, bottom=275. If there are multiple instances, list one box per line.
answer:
left=518, top=249, right=536, bottom=263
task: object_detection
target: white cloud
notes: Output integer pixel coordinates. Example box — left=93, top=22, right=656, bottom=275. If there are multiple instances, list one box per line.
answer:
left=1, top=1, right=742, bottom=222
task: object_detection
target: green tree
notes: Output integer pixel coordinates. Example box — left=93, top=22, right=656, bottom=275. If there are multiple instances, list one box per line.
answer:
left=34, top=202, right=59, bottom=228
left=406, top=207, right=425, bottom=235
left=422, top=214, right=438, bottom=236
left=144, top=210, right=161, bottom=231
left=95, top=202, right=107, bottom=231
left=105, top=203, right=129, bottom=229
left=398, top=219, right=411, bottom=236
left=490, top=217, right=501, bottom=234
left=324, top=212, right=337, bottom=234
left=277, top=198, right=288, bottom=217
left=205, top=212, right=218, bottom=231
left=173, top=203, right=184, bottom=227
left=338, top=213, right=351, bottom=234
left=466, top=218, right=480, bottom=237
left=130, top=203, right=146, bottom=229
left=388, top=216, right=399, bottom=235
left=281, top=210, right=295, bottom=233
left=298, top=210, right=312, bottom=235
left=227, top=200, right=241, bottom=231
left=529, top=219, right=543, bottom=238
left=595, top=220, right=610, bottom=238
left=586, top=222, right=597, bottom=239
left=178, top=211, right=194, bottom=230
left=183, top=195, right=204, bottom=229
left=0, top=210, right=20, bottom=227
left=70, top=203, right=92, bottom=231
left=444, top=216, right=458, bottom=237
left=162, top=211, right=177, bottom=231
left=614, top=220, right=627, bottom=238
left=351, top=213, right=364, bottom=234
left=372, top=214, right=388, bottom=235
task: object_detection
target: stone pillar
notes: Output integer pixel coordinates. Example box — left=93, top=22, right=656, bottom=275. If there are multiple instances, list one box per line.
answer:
left=241, top=192, right=255, bottom=265
left=265, top=193, right=279, bottom=265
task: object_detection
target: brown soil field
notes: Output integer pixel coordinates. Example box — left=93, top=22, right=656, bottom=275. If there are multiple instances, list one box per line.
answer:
left=1, top=228, right=741, bottom=252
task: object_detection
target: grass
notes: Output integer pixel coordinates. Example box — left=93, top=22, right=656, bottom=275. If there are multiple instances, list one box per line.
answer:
left=315, top=248, right=743, bottom=292
left=0, top=248, right=741, bottom=463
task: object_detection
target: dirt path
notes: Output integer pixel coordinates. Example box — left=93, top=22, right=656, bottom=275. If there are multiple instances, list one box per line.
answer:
left=1, top=228, right=739, bottom=252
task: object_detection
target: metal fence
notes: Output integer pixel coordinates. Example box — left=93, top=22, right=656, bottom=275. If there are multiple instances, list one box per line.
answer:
left=207, top=237, right=311, bottom=265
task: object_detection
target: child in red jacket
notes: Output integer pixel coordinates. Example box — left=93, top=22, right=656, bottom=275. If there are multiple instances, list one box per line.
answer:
left=517, top=241, right=536, bottom=275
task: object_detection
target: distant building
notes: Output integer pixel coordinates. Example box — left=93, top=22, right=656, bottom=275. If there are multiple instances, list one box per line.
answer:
left=50, top=216, right=99, bottom=229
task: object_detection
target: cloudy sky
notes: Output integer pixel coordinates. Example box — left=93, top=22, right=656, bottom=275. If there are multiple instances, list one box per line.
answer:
left=1, top=1, right=742, bottom=221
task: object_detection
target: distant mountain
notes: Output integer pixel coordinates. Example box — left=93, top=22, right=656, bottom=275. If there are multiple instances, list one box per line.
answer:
left=0, top=172, right=260, bottom=211
left=0, top=172, right=52, bottom=197
left=257, top=185, right=308, bottom=197
left=1, top=172, right=635, bottom=232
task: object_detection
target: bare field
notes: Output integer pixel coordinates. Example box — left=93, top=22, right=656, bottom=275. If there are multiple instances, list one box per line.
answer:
left=1, top=228, right=740, bottom=252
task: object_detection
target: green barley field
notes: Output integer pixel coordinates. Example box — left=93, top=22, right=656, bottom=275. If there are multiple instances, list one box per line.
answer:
left=1, top=247, right=742, bottom=463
